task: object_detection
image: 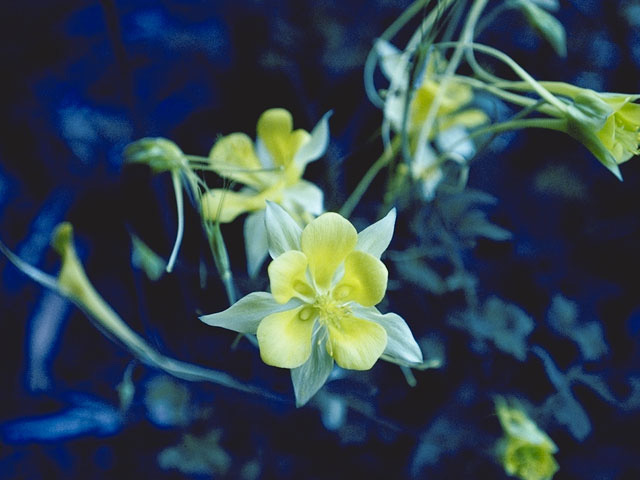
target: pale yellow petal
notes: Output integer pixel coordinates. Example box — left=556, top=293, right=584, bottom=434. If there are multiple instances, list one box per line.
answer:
left=201, top=184, right=285, bottom=223
left=615, top=101, right=640, bottom=126
left=257, top=108, right=310, bottom=169
left=332, top=251, right=388, bottom=307
left=326, top=314, right=387, bottom=370
left=257, top=306, right=316, bottom=368
left=300, top=212, right=357, bottom=290
left=268, top=250, right=314, bottom=303
left=200, top=189, right=264, bottom=223
left=450, top=109, right=489, bottom=128
left=595, top=116, right=616, bottom=151
left=208, top=133, right=272, bottom=189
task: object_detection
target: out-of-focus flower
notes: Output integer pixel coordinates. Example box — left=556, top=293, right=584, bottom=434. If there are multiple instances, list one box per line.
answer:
left=201, top=108, right=331, bottom=275
left=377, top=40, right=488, bottom=139
left=201, top=202, right=423, bottom=406
left=495, top=397, right=559, bottom=480
left=375, top=40, right=486, bottom=198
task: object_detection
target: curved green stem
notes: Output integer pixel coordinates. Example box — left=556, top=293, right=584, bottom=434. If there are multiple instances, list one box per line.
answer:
left=166, top=169, right=184, bottom=273
left=472, top=117, right=566, bottom=136
left=365, top=0, right=436, bottom=108
left=0, top=234, right=278, bottom=400
left=413, top=0, right=489, bottom=159
left=0, top=240, right=59, bottom=291
left=206, top=220, right=236, bottom=305
left=339, top=136, right=401, bottom=218
left=451, top=75, right=564, bottom=117
left=436, top=41, right=569, bottom=114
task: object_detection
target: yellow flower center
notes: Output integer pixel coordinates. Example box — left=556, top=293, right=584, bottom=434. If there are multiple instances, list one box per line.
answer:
left=314, top=293, right=351, bottom=330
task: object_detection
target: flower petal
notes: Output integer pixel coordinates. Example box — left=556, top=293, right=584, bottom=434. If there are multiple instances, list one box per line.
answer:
left=199, top=292, right=301, bottom=334
left=375, top=39, right=409, bottom=86
left=244, top=210, right=269, bottom=277
left=435, top=125, right=476, bottom=162
left=293, top=110, right=332, bottom=172
left=201, top=185, right=283, bottom=223
left=268, top=250, right=314, bottom=303
left=326, top=314, right=387, bottom=370
left=257, top=306, right=316, bottom=368
left=615, top=99, right=640, bottom=126
left=291, top=326, right=334, bottom=407
left=566, top=119, right=623, bottom=180
left=333, top=251, right=388, bottom=307
left=282, top=180, right=324, bottom=217
left=351, top=305, right=423, bottom=364
left=355, top=208, right=396, bottom=259
left=208, top=133, right=271, bottom=189
left=301, top=212, right=357, bottom=290
left=265, top=201, right=302, bottom=259
left=383, top=91, right=405, bottom=132
left=257, top=108, right=310, bottom=169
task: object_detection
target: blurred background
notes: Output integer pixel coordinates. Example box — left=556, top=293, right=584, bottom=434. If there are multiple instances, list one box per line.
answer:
left=2, top=0, right=640, bottom=478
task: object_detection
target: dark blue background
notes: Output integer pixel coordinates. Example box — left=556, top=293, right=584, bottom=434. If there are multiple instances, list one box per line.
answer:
left=1, top=1, right=640, bottom=478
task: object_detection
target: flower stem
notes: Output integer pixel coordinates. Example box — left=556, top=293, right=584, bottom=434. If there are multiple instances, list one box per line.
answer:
left=468, top=117, right=567, bottom=138
left=166, top=169, right=185, bottom=273
left=339, top=136, right=401, bottom=218
left=207, top=221, right=236, bottom=305
left=412, top=0, right=490, bottom=164
left=451, top=75, right=564, bottom=117
left=437, top=41, right=570, bottom=114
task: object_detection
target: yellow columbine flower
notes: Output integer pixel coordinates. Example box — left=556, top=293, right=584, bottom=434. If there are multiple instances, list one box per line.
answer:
left=201, top=202, right=423, bottom=406
left=565, top=87, right=640, bottom=179
left=202, top=108, right=329, bottom=222
left=201, top=108, right=331, bottom=275
left=495, top=397, right=559, bottom=480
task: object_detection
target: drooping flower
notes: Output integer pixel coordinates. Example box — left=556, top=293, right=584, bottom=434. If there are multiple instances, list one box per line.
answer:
left=564, top=87, right=640, bottom=179
left=495, top=397, right=559, bottom=480
left=201, top=108, right=331, bottom=275
left=200, top=202, right=423, bottom=406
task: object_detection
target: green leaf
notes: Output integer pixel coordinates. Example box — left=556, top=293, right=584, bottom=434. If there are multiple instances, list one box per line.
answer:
left=450, top=297, right=534, bottom=361
left=394, top=258, right=445, bottom=294
left=457, top=210, right=512, bottom=242
left=158, top=430, right=231, bottom=476
left=131, top=234, right=166, bottom=281
left=517, top=0, right=567, bottom=57
left=546, top=295, right=608, bottom=361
